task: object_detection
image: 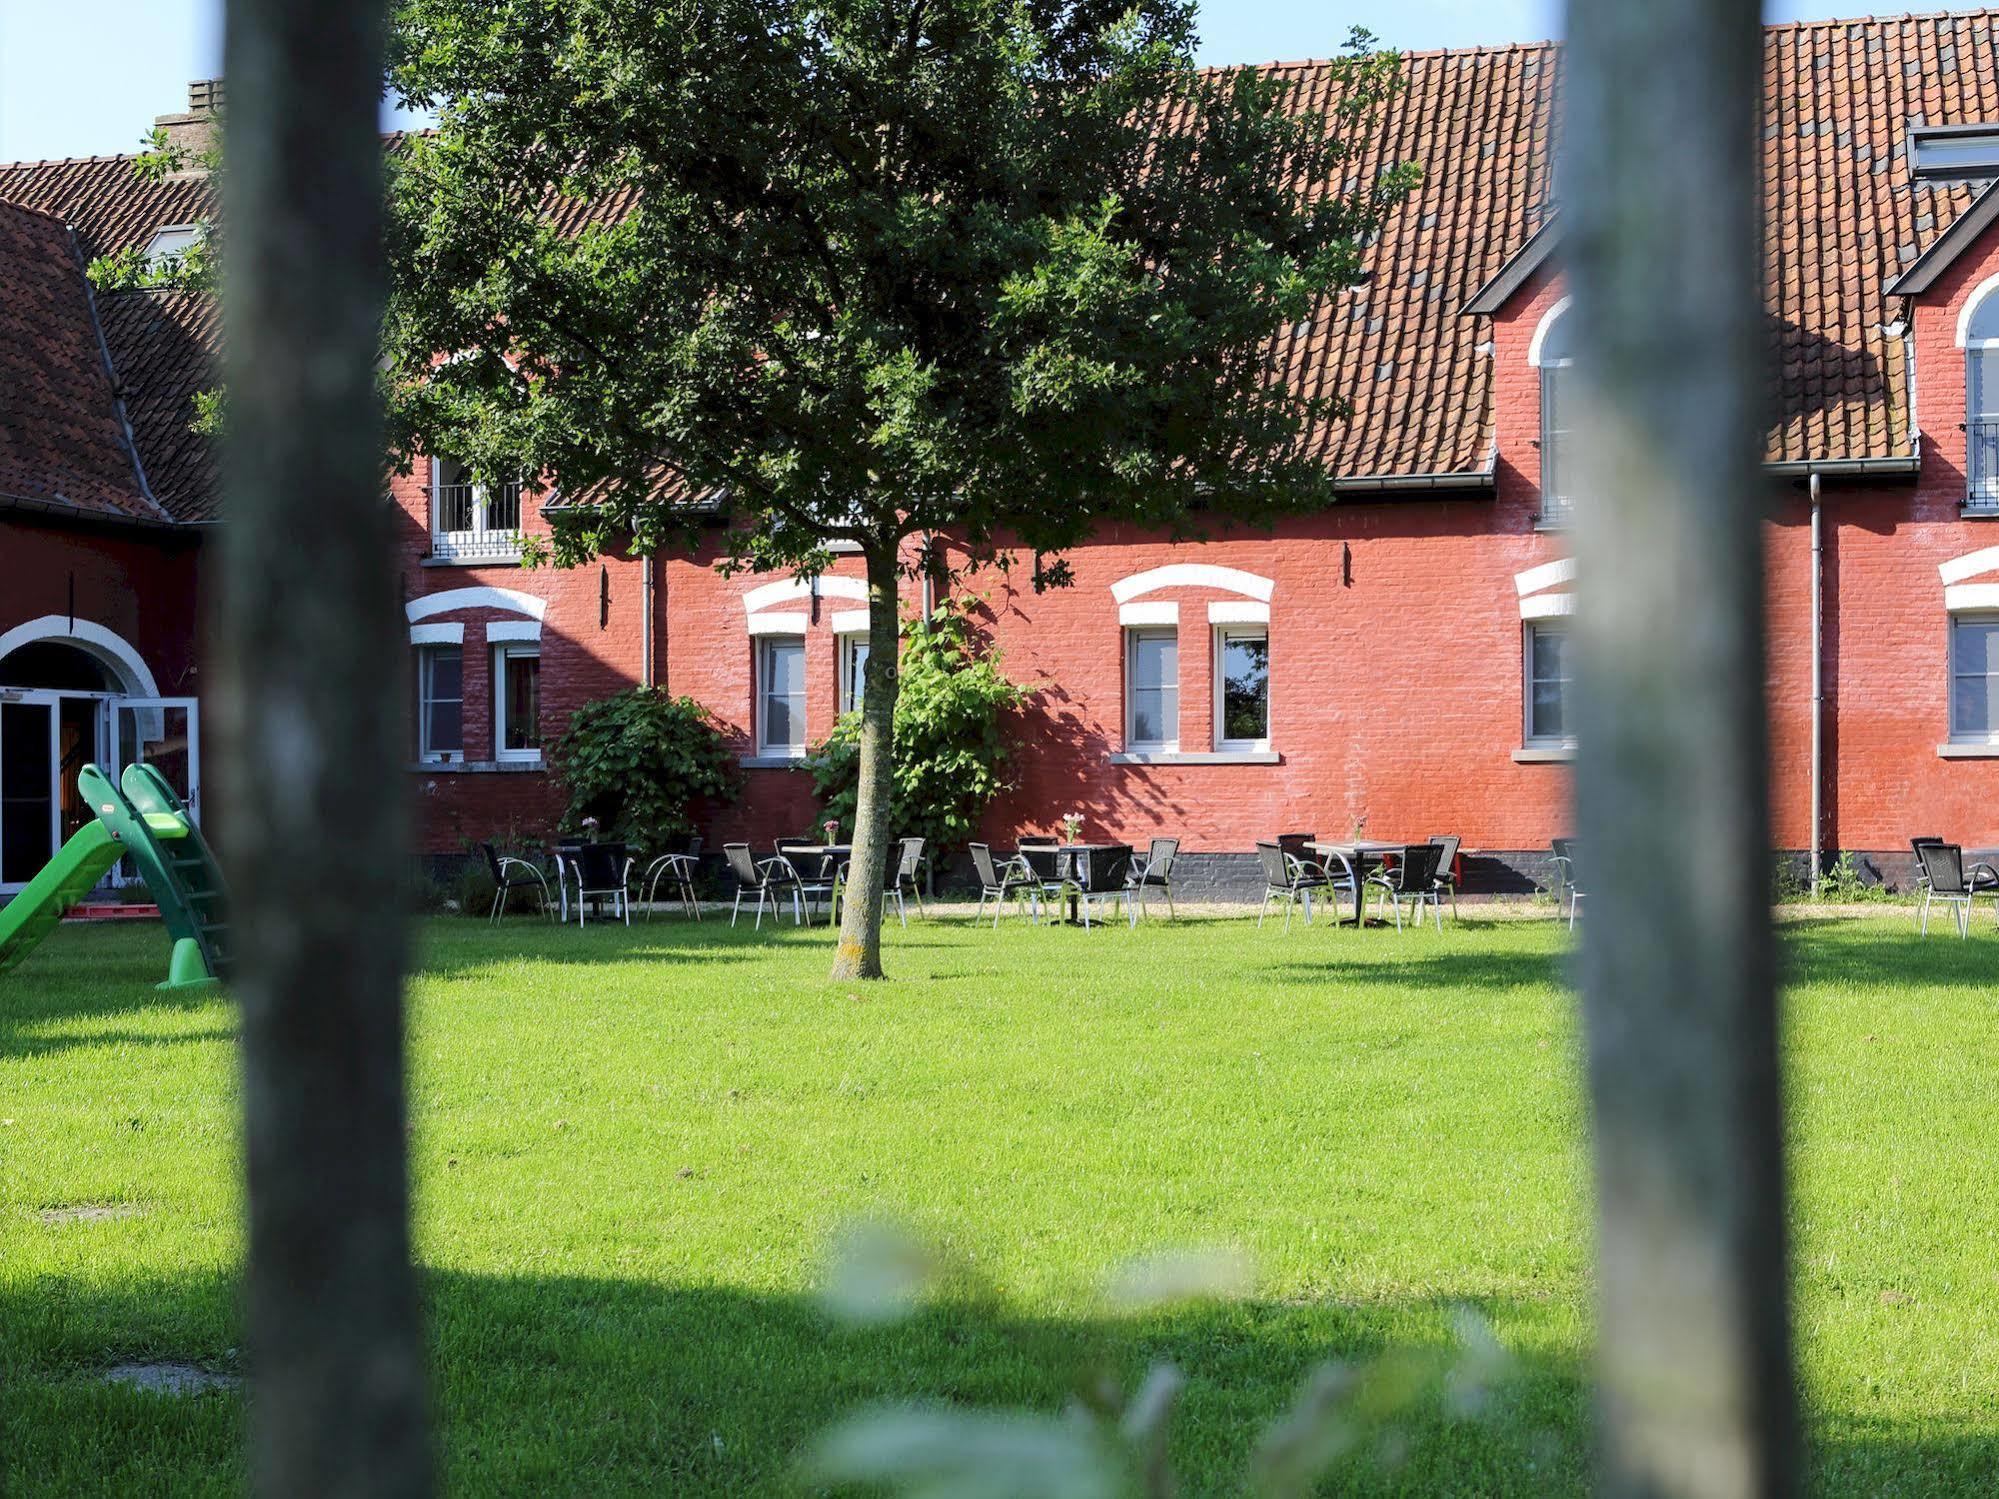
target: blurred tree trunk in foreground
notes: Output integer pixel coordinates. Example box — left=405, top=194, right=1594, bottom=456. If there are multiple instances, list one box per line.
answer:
left=220, top=0, right=429, bottom=1494
left=1565, top=0, right=1800, bottom=1495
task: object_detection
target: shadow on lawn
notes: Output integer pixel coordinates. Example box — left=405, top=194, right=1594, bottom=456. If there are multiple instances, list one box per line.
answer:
left=10, top=1268, right=1997, bottom=1496
left=7, top=1267, right=1591, bottom=1496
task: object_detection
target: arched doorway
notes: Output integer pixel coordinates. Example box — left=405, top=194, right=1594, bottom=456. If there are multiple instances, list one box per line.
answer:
left=0, top=620, right=198, bottom=894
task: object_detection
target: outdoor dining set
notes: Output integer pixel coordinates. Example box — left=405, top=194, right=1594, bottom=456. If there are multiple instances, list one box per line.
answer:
left=475, top=829, right=1598, bottom=933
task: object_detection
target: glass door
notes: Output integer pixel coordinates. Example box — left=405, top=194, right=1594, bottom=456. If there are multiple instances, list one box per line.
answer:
left=0, top=694, right=59, bottom=891
left=110, top=698, right=201, bottom=821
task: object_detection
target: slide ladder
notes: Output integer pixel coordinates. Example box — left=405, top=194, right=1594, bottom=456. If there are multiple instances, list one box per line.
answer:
left=0, top=763, right=229, bottom=990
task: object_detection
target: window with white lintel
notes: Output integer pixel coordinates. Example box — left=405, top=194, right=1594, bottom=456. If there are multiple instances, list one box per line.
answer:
left=430, top=456, right=524, bottom=562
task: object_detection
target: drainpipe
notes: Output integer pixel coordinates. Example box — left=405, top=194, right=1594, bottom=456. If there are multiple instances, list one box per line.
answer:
left=1810, top=470, right=1823, bottom=898
left=641, top=555, right=655, bottom=688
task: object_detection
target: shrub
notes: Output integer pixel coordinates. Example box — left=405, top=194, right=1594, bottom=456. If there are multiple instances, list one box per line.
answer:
left=547, top=689, right=739, bottom=852
left=805, top=601, right=1031, bottom=851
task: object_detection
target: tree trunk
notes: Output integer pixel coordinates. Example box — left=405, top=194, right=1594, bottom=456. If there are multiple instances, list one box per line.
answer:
left=221, top=1, right=430, bottom=1494
left=1564, top=1, right=1799, bottom=1495
left=829, top=546, right=902, bottom=980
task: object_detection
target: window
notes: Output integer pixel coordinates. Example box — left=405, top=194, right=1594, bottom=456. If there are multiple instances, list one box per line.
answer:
left=431, top=457, right=524, bottom=562
left=143, top=224, right=201, bottom=267
left=1966, top=288, right=1999, bottom=511
left=1215, top=628, right=1269, bottom=748
left=757, top=637, right=807, bottom=756
left=494, top=645, right=541, bottom=761
left=1911, top=123, right=1999, bottom=181
left=1125, top=629, right=1179, bottom=751
left=1525, top=625, right=1572, bottom=745
left=416, top=645, right=463, bottom=762
left=1952, top=615, right=1999, bottom=743
left=1534, top=303, right=1575, bottom=526
left=839, top=635, right=870, bottom=716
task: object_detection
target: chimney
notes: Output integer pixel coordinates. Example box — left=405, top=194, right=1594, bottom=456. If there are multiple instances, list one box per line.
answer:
left=152, top=80, right=223, bottom=177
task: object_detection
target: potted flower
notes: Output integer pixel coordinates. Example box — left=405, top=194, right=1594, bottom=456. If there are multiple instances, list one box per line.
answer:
left=1060, top=811, right=1084, bottom=845
left=823, top=818, right=840, bottom=845
left=580, top=815, right=601, bottom=844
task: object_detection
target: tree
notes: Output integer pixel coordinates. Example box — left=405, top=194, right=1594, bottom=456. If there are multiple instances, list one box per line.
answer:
left=1564, top=0, right=1799, bottom=1492
left=804, top=599, right=1031, bottom=852
left=382, top=0, right=1415, bottom=978
left=223, top=0, right=430, bottom=1491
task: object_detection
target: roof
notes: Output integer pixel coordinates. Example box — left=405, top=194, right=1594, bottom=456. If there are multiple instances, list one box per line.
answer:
left=1885, top=179, right=1999, bottom=296
left=0, top=156, right=218, bottom=524
left=97, top=290, right=221, bottom=521
left=1458, top=11, right=1999, bottom=467
left=9, top=11, right=1999, bottom=504
left=0, top=199, right=165, bottom=524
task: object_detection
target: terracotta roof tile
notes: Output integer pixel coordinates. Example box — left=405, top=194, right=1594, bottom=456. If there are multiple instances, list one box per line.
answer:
left=9, top=10, right=1999, bottom=503
left=97, top=289, right=220, bottom=522
left=0, top=199, right=161, bottom=523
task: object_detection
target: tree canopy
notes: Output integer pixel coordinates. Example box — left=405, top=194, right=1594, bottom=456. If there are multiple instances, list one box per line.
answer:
left=382, top=0, right=1415, bottom=976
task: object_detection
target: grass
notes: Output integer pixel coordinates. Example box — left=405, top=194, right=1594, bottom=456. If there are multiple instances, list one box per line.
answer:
left=3, top=910, right=1997, bottom=1495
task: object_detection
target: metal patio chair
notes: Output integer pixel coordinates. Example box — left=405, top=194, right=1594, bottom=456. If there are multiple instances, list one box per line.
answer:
left=1428, top=834, right=1462, bottom=920
left=772, top=844, right=840, bottom=924
left=724, top=842, right=808, bottom=929
left=1126, top=836, right=1179, bottom=921
left=1064, top=844, right=1133, bottom=929
left=830, top=837, right=929, bottom=930
left=1367, top=842, right=1446, bottom=932
left=969, top=843, right=1038, bottom=928
left=480, top=841, right=552, bottom=924
left=641, top=835, right=703, bottom=921
left=1917, top=841, right=1998, bottom=938
left=1551, top=838, right=1583, bottom=930
left=1257, top=841, right=1333, bottom=932
left=564, top=841, right=634, bottom=928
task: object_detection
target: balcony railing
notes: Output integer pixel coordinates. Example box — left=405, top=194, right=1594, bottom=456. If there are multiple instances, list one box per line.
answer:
left=1970, top=420, right=1999, bottom=513
left=431, top=478, right=523, bottom=561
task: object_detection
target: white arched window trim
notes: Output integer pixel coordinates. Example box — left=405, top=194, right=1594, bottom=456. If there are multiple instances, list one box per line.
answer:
left=405, top=586, right=547, bottom=623
left=1956, top=272, right=1999, bottom=348
left=1527, top=296, right=1574, bottom=367
left=742, top=575, right=869, bottom=615
left=1109, top=564, right=1275, bottom=604
left=0, top=615, right=161, bottom=696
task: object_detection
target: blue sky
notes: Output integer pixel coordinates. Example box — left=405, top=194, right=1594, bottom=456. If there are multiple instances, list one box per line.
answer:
left=0, top=1, right=1991, bottom=162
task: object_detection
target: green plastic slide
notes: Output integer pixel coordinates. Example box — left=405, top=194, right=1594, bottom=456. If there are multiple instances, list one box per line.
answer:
left=0, top=762, right=230, bottom=991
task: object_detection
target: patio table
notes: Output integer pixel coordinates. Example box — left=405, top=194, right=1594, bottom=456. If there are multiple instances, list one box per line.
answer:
left=553, top=840, right=631, bottom=923
left=1306, top=840, right=1407, bottom=928
left=776, top=845, right=850, bottom=922
left=1017, top=843, right=1123, bottom=925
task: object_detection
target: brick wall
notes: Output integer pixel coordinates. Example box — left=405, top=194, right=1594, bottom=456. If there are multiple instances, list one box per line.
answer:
left=389, top=226, right=1999, bottom=885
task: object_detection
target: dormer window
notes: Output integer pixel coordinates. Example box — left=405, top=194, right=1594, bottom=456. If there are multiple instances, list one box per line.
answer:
left=1530, top=299, right=1574, bottom=527
left=1910, top=124, right=1999, bottom=182
left=429, top=457, right=523, bottom=563
left=143, top=225, right=201, bottom=267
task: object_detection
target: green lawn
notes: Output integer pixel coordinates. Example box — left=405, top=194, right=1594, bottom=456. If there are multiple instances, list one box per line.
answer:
left=4, top=911, right=1996, bottom=1494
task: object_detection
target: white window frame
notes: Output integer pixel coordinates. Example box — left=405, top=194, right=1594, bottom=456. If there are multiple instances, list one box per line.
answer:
left=143, top=224, right=202, bottom=267
left=416, top=642, right=464, bottom=764
left=1960, top=280, right=1999, bottom=512
left=1950, top=612, right=1999, bottom=745
left=756, top=635, right=808, bottom=758
left=492, top=643, right=542, bottom=764
left=838, top=633, right=871, bottom=717
left=1124, top=627, right=1179, bottom=753
left=1523, top=622, right=1574, bottom=748
left=429, top=456, right=525, bottom=563
left=1529, top=299, right=1574, bottom=528
left=1213, top=625, right=1270, bottom=751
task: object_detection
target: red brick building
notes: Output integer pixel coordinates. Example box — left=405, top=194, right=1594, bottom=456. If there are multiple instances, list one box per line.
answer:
left=10, top=14, right=1999, bottom=895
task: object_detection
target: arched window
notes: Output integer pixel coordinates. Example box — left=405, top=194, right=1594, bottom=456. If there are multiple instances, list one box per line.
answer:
left=1530, top=300, right=1574, bottom=526
left=1964, top=284, right=1999, bottom=511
